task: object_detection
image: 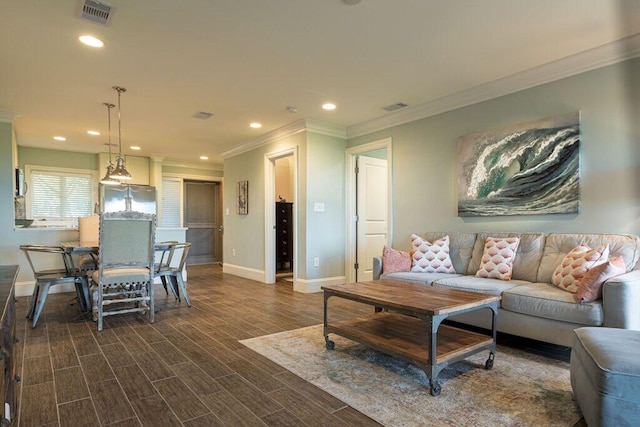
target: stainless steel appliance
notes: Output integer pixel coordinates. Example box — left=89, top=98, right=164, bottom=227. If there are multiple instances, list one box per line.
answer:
left=99, top=184, right=157, bottom=214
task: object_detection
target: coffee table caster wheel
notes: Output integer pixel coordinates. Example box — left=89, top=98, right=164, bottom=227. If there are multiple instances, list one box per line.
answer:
left=325, top=337, right=335, bottom=350
left=485, top=352, right=495, bottom=370
left=430, top=382, right=441, bottom=397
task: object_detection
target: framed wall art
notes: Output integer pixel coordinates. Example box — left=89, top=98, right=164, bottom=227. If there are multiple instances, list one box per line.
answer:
left=457, top=111, right=580, bottom=217
left=237, top=180, right=248, bottom=215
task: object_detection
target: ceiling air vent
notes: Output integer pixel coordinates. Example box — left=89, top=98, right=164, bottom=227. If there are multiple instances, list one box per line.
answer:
left=382, top=102, right=408, bottom=112
left=193, top=111, right=214, bottom=120
left=77, top=0, right=116, bottom=26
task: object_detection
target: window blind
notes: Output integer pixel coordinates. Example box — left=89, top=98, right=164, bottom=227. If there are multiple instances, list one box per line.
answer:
left=30, top=169, right=94, bottom=220
left=162, top=178, right=181, bottom=227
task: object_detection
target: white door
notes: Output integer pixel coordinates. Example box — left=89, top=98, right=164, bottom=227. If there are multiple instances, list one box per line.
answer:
left=356, top=155, right=388, bottom=281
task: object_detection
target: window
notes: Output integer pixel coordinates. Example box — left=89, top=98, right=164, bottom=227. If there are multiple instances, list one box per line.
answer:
left=161, top=177, right=182, bottom=227
left=25, top=165, right=96, bottom=227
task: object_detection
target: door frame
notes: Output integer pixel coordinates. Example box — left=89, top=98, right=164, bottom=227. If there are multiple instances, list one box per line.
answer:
left=344, top=138, right=393, bottom=283
left=264, top=147, right=298, bottom=284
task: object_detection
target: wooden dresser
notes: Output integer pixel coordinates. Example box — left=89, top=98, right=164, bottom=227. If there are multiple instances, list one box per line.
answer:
left=275, top=202, right=293, bottom=272
left=0, top=265, right=18, bottom=426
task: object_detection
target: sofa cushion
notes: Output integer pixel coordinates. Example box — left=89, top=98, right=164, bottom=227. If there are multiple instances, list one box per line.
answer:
left=382, top=272, right=463, bottom=286
left=433, top=275, right=524, bottom=296
left=382, top=246, right=412, bottom=275
left=552, top=244, right=609, bottom=293
left=410, top=234, right=456, bottom=273
left=537, top=233, right=640, bottom=284
left=502, top=282, right=603, bottom=326
left=468, top=232, right=545, bottom=283
left=420, top=232, right=478, bottom=275
left=475, top=236, right=520, bottom=281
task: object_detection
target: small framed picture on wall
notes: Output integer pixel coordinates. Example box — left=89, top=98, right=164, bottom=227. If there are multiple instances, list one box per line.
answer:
left=237, top=180, right=248, bottom=215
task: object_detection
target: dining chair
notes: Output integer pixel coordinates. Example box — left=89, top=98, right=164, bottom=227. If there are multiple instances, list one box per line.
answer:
left=154, top=240, right=178, bottom=297
left=91, top=211, right=156, bottom=331
left=155, top=242, right=192, bottom=306
left=20, top=244, right=89, bottom=328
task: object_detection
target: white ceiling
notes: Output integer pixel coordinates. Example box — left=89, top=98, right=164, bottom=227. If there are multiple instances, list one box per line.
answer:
left=1, top=0, right=639, bottom=167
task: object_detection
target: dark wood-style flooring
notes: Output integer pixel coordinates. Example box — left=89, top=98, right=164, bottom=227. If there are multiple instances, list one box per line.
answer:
left=15, top=264, right=381, bottom=427
left=15, top=264, right=576, bottom=427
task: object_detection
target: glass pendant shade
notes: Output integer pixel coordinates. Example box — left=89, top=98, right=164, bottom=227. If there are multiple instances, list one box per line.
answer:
left=109, top=85, right=133, bottom=181
left=110, top=156, right=132, bottom=180
left=100, top=164, right=120, bottom=185
left=100, top=102, right=120, bottom=185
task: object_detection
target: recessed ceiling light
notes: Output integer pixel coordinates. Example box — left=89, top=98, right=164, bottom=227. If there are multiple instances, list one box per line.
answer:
left=130, top=146, right=141, bottom=150
left=87, top=130, right=100, bottom=136
left=250, top=122, right=262, bottom=129
left=200, top=155, right=209, bottom=160
left=53, top=136, right=66, bottom=141
left=322, top=103, right=336, bottom=111
left=78, top=35, right=104, bottom=48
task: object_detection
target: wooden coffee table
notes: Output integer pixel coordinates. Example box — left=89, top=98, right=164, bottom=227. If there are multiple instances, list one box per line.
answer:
left=322, top=280, right=500, bottom=396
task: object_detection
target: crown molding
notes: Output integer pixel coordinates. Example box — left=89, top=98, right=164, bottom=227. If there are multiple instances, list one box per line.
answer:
left=162, top=159, right=223, bottom=171
left=347, top=33, right=640, bottom=139
left=220, top=118, right=347, bottom=159
left=0, top=109, right=19, bottom=123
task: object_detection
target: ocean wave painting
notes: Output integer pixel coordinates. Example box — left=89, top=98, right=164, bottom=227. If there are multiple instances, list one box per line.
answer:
left=457, top=112, right=580, bottom=217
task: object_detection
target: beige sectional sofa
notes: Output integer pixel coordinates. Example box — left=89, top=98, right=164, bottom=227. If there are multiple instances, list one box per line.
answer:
left=373, top=232, right=640, bottom=347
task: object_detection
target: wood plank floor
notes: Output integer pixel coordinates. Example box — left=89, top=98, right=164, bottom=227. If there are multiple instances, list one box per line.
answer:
left=15, top=264, right=382, bottom=427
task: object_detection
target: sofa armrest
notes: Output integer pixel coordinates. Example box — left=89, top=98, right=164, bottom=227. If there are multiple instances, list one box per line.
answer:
left=602, top=270, right=640, bottom=330
left=373, top=256, right=383, bottom=280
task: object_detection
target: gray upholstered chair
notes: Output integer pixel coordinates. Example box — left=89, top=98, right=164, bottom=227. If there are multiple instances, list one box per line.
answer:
left=155, top=242, right=192, bottom=306
left=20, top=244, right=89, bottom=327
left=91, top=211, right=156, bottom=331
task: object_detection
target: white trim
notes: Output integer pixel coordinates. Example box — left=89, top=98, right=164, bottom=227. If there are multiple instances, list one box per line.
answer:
left=293, top=276, right=345, bottom=294
left=161, top=159, right=224, bottom=171
left=222, top=263, right=266, bottom=283
left=15, top=280, right=76, bottom=298
left=162, top=172, right=223, bottom=182
left=344, top=138, right=393, bottom=284
left=347, top=33, right=640, bottom=139
left=264, top=147, right=298, bottom=285
left=221, top=119, right=347, bottom=159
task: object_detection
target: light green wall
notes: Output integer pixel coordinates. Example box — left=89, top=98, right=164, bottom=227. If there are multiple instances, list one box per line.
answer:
left=349, top=58, right=640, bottom=251
left=18, top=146, right=98, bottom=170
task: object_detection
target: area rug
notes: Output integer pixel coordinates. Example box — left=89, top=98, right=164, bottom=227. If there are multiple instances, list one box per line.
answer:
left=240, top=325, right=582, bottom=427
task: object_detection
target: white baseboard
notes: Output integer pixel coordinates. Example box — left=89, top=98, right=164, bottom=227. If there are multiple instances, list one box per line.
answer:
left=15, top=280, right=76, bottom=298
left=222, top=263, right=265, bottom=283
left=293, top=276, right=346, bottom=294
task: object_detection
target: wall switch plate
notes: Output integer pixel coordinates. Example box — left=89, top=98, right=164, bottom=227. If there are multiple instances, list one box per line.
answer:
left=226, top=208, right=229, bottom=215
left=232, top=248, right=236, bottom=256
left=313, top=257, right=320, bottom=267
left=314, top=202, right=325, bottom=212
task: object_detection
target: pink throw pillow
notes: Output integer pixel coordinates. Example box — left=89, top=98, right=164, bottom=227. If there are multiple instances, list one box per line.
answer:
left=574, top=256, right=626, bottom=303
left=475, top=237, right=520, bottom=281
left=410, top=235, right=456, bottom=274
left=552, top=244, right=609, bottom=293
left=382, top=246, right=412, bottom=275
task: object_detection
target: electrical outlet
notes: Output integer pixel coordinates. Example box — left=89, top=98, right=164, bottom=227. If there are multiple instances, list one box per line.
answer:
left=232, top=248, right=236, bottom=256
left=313, top=257, right=320, bottom=267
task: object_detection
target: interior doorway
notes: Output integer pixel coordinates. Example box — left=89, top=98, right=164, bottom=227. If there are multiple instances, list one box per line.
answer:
left=264, top=147, right=297, bottom=284
left=184, top=180, right=223, bottom=264
left=275, top=156, right=294, bottom=276
left=345, top=138, right=392, bottom=283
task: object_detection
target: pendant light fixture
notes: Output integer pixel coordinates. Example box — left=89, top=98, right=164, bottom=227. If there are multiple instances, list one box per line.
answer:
left=99, top=102, right=120, bottom=186
left=109, top=85, right=132, bottom=180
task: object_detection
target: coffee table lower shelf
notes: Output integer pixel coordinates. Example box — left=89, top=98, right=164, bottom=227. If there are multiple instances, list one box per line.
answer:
left=324, top=311, right=495, bottom=395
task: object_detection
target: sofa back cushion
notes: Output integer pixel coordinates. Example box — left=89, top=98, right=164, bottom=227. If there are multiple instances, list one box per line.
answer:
left=420, top=232, right=477, bottom=275
left=537, top=233, right=640, bottom=284
left=468, top=232, right=546, bottom=283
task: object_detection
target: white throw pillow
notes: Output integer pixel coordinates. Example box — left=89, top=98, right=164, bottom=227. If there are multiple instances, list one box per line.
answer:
left=410, top=234, right=456, bottom=274
left=475, top=237, right=520, bottom=281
